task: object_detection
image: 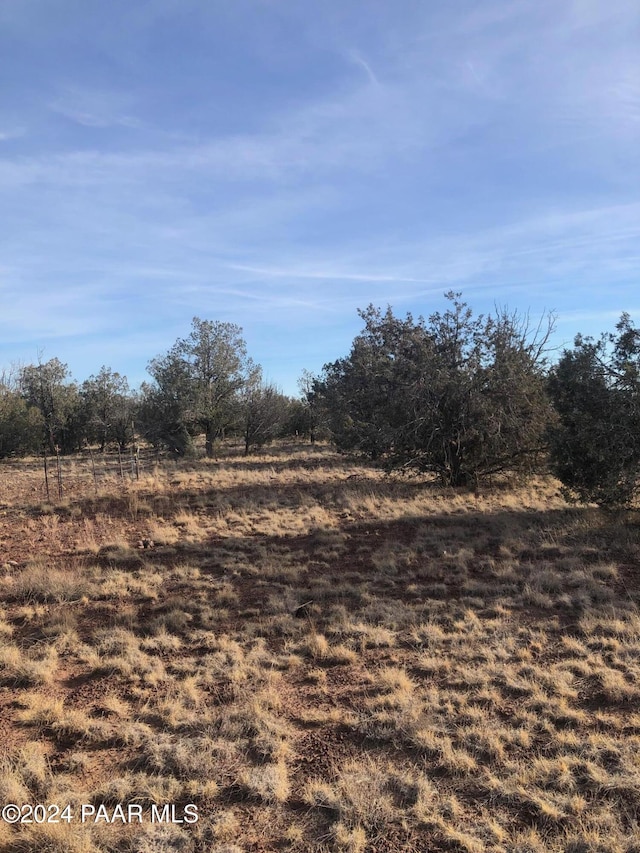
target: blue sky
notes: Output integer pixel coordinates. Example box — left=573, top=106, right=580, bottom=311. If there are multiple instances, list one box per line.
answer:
left=1, top=0, right=639, bottom=394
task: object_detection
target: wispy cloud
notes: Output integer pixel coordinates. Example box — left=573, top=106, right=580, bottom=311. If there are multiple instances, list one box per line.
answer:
left=0, top=0, right=638, bottom=390
left=347, top=50, right=381, bottom=87
left=226, top=263, right=432, bottom=284
left=0, top=126, right=27, bottom=142
left=48, top=86, right=142, bottom=129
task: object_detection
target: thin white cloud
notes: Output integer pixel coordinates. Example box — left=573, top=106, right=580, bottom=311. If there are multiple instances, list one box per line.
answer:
left=226, top=263, right=432, bottom=283
left=348, top=50, right=381, bottom=87
left=0, top=127, right=27, bottom=141
left=0, top=0, right=638, bottom=390
left=48, top=86, right=142, bottom=129
left=212, top=202, right=640, bottom=303
left=465, top=61, right=482, bottom=86
left=557, top=308, right=640, bottom=325
left=0, top=0, right=632, bottom=198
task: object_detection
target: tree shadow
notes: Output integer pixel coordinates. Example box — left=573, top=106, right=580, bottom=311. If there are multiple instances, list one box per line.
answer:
left=106, top=502, right=640, bottom=633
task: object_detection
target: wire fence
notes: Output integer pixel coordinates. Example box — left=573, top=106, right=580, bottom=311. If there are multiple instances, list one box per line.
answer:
left=40, top=446, right=163, bottom=502
left=0, top=440, right=318, bottom=506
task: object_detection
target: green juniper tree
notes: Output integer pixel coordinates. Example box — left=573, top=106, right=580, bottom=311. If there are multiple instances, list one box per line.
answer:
left=318, top=294, right=555, bottom=487
left=549, top=314, right=640, bottom=507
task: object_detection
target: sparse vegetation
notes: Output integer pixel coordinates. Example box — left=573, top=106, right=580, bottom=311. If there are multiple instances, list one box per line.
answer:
left=0, top=442, right=639, bottom=852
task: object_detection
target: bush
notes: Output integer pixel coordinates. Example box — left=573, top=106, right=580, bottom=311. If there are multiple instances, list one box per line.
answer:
left=317, top=293, right=555, bottom=487
left=548, top=314, right=640, bottom=507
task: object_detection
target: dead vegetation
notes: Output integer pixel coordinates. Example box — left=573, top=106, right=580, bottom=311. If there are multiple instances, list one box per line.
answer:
left=0, top=443, right=639, bottom=852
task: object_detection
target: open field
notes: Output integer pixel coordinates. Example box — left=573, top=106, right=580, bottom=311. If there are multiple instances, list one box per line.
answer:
left=0, top=444, right=639, bottom=852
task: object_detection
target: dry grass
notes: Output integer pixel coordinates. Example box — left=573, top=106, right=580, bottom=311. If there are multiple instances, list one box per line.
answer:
left=0, top=443, right=639, bottom=852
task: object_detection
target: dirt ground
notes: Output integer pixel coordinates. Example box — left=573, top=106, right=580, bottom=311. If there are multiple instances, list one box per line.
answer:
left=0, top=445, right=639, bottom=852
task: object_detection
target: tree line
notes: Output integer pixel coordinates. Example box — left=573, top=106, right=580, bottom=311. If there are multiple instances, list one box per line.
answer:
left=1, top=297, right=639, bottom=508
left=0, top=319, right=313, bottom=460
left=312, top=294, right=640, bottom=508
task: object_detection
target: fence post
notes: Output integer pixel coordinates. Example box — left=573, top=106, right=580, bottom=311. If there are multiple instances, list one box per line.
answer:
left=118, top=448, right=125, bottom=483
left=55, top=446, right=63, bottom=500
left=43, top=450, right=50, bottom=503
left=89, top=449, right=98, bottom=497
